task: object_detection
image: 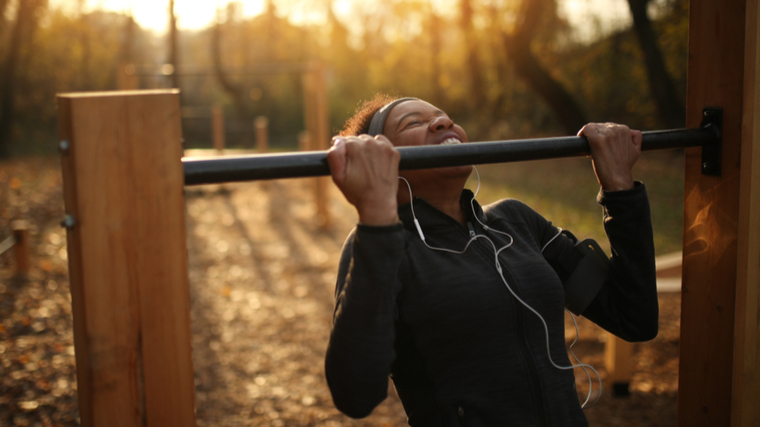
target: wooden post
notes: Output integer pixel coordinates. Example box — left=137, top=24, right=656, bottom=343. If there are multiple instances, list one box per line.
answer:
left=57, top=90, right=195, bottom=427
left=302, top=63, right=330, bottom=228
left=212, top=103, right=225, bottom=153
left=679, top=0, right=760, bottom=425
left=255, top=116, right=269, bottom=153
left=298, top=130, right=310, bottom=152
left=11, top=219, right=29, bottom=275
left=733, top=1, right=760, bottom=424
left=117, top=64, right=139, bottom=91
left=604, top=333, right=633, bottom=397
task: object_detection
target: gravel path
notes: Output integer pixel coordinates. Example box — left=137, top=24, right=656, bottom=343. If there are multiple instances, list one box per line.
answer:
left=0, top=159, right=680, bottom=426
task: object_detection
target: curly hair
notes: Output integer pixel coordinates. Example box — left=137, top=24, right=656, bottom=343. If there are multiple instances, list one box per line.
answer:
left=339, top=93, right=397, bottom=136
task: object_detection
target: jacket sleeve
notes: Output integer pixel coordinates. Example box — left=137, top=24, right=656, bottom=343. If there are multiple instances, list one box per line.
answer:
left=581, top=182, right=659, bottom=342
left=541, top=182, right=658, bottom=342
left=324, top=223, right=406, bottom=418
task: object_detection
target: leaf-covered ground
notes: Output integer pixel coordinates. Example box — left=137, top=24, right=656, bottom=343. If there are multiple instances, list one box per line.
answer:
left=1, top=158, right=679, bottom=426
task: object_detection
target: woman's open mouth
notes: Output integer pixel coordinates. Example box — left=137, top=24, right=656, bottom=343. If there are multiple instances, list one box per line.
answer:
left=439, top=137, right=461, bottom=145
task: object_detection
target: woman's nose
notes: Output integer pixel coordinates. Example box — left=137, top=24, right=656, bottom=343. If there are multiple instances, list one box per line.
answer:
left=429, top=116, right=453, bottom=132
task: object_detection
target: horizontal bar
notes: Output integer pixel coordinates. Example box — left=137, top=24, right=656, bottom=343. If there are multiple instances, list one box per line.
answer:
left=183, top=127, right=717, bottom=186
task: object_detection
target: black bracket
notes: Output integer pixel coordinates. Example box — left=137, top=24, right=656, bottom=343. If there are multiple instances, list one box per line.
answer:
left=700, top=108, right=723, bottom=176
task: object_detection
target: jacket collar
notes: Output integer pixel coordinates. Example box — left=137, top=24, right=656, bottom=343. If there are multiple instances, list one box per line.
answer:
left=398, top=189, right=487, bottom=231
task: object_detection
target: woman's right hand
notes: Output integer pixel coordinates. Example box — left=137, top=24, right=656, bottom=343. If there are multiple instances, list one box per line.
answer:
left=327, top=134, right=401, bottom=226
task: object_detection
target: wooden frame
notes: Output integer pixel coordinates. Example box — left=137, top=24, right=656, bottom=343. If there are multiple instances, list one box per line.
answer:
left=679, top=0, right=760, bottom=425
left=58, top=3, right=760, bottom=423
left=58, top=90, right=195, bottom=427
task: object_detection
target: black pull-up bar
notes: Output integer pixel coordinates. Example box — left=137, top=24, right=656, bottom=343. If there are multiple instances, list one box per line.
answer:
left=183, top=108, right=723, bottom=186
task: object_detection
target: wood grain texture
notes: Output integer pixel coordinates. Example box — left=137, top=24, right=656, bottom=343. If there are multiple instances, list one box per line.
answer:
left=58, top=90, right=195, bottom=427
left=679, top=0, right=747, bottom=425
left=733, top=1, right=760, bottom=424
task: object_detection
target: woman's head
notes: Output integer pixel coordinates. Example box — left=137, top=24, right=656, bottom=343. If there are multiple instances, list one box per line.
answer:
left=339, top=93, right=397, bottom=137
left=340, top=94, right=468, bottom=147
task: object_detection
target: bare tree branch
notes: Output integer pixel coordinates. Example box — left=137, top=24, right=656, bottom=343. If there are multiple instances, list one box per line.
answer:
left=503, top=0, right=588, bottom=134
left=627, top=0, right=685, bottom=128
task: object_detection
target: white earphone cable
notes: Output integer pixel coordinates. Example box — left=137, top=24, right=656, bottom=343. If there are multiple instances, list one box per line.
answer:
left=398, top=170, right=601, bottom=408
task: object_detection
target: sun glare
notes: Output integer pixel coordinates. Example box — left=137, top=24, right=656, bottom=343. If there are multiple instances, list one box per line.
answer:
left=71, top=0, right=264, bottom=32
left=63, top=0, right=631, bottom=38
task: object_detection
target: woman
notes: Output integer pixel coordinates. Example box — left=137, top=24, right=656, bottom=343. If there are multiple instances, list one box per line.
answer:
left=324, top=95, right=658, bottom=426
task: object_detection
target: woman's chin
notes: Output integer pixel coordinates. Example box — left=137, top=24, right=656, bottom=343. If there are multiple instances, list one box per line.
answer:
left=436, top=164, right=474, bottom=179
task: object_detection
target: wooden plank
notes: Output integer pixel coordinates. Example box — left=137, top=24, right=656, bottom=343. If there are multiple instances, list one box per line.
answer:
left=679, top=0, right=747, bottom=425
left=302, top=63, right=330, bottom=228
left=11, top=219, right=29, bottom=275
left=117, top=64, right=139, bottom=91
left=212, top=103, right=225, bottom=152
left=57, top=90, right=195, bottom=427
left=604, top=332, right=633, bottom=395
left=255, top=116, right=269, bottom=153
left=733, top=1, right=760, bottom=424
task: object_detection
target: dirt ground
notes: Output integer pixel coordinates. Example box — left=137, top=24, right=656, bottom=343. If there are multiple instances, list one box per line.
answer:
left=1, top=158, right=679, bottom=426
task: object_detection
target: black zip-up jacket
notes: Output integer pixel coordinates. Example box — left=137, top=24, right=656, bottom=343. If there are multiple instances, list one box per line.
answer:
left=325, top=184, right=658, bottom=426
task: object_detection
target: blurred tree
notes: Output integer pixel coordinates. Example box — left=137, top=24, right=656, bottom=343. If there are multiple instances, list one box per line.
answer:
left=502, top=0, right=587, bottom=134
left=168, top=0, right=180, bottom=89
left=459, top=0, right=485, bottom=107
left=627, top=0, right=684, bottom=128
left=0, top=0, right=47, bottom=158
left=212, top=4, right=251, bottom=145
left=76, top=0, right=90, bottom=90
left=427, top=1, right=445, bottom=107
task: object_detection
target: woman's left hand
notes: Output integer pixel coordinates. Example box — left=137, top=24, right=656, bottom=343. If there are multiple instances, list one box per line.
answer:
left=578, top=123, right=642, bottom=192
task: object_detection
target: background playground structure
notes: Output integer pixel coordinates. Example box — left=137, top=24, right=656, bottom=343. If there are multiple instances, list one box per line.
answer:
left=0, top=0, right=758, bottom=426
left=0, top=153, right=687, bottom=426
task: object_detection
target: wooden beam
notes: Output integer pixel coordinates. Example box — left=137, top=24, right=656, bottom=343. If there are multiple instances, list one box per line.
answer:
left=255, top=116, right=269, bottom=153
left=57, top=90, right=195, bottom=427
left=302, top=63, right=330, bottom=228
left=604, top=333, right=633, bottom=396
left=733, top=0, right=760, bottom=424
left=679, top=0, right=757, bottom=425
left=11, top=219, right=29, bottom=276
left=212, top=103, right=225, bottom=153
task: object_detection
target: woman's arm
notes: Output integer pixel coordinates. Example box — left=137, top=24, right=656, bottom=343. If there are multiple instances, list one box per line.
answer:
left=324, top=134, right=405, bottom=418
left=581, top=184, right=658, bottom=341
left=325, top=225, right=405, bottom=418
left=541, top=123, right=658, bottom=341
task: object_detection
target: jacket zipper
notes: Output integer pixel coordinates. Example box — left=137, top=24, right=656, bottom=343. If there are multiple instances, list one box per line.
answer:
left=463, top=220, right=548, bottom=427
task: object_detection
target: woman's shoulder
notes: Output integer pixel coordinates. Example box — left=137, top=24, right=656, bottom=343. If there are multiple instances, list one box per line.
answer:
left=483, top=198, right=544, bottom=222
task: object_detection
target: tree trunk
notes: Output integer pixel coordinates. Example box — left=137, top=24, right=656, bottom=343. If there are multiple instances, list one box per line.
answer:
left=627, top=0, right=685, bottom=128
left=211, top=18, right=250, bottom=146
left=168, top=0, right=179, bottom=89
left=460, top=0, right=486, bottom=106
left=0, top=0, right=43, bottom=158
left=428, top=2, right=445, bottom=106
left=503, top=0, right=588, bottom=134
left=77, top=0, right=91, bottom=91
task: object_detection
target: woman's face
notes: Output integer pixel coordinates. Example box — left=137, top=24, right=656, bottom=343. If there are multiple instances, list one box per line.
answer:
left=382, top=100, right=468, bottom=147
left=382, top=99, right=473, bottom=192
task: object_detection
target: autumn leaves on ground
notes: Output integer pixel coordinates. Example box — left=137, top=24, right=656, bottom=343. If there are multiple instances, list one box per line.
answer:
left=1, top=158, right=679, bottom=426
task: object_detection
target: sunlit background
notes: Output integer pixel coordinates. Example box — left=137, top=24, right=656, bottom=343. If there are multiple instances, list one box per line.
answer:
left=1, top=0, right=688, bottom=425
left=1, top=0, right=687, bottom=156
left=59, top=0, right=633, bottom=36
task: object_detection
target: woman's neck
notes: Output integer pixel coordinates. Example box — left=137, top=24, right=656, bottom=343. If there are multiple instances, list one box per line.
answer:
left=398, top=183, right=468, bottom=226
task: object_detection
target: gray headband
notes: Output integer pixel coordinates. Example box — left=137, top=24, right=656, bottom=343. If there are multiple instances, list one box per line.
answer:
left=367, top=97, right=418, bottom=136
